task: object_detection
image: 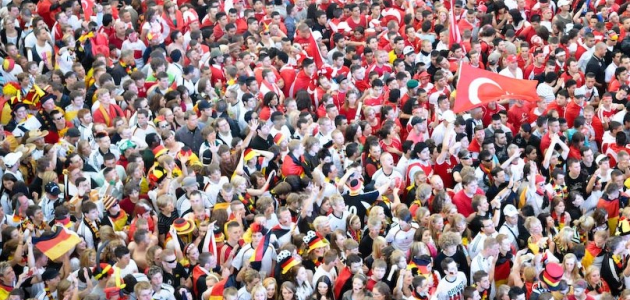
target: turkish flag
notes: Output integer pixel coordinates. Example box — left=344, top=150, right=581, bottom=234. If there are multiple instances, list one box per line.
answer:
left=453, top=63, right=539, bottom=114
left=448, top=0, right=461, bottom=49
left=307, top=29, right=326, bottom=69
left=381, top=7, right=404, bottom=28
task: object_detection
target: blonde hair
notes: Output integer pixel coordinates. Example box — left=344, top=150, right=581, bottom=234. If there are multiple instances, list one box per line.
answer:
left=429, top=214, right=444, bottom=241
left=585, top=265, right=601, bottom=281
left=555, top=227, right=575, bottom=252
left=523, top=266, right=537, bottom=283
left=438, top=231, right=461, bottom=249
left=369, top=206, right=384, bottom=219
left=575, top=215, right=595, bottom=233
left=250, top=284, right=267, bottom=299
left=42, top=171, right=61, bottom=194
left=231, top=175, right=247, bottom=190
left=416, top=184, right=432, bottom=201
left=562, top=253, right=582, bottom=282
left=80, top=249, right=96, bottom=268
left=372, top=236, right=387, bottom=258
left=262, top=278, right=277, bottom=296
left=410, top=241, right=430, bottom=257
left=524, top=216, right=542, bottom=232
left=414, top=207, right=430, bottom=224
left=390, top=250, right=405, bottom=265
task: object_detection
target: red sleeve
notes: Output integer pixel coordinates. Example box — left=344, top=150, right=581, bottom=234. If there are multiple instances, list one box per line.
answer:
left=592, top=117, right=604, bottom=144
left=366, top=163, right=378, bottom=178
left=259, top=107, right=271, bottom=122
left=540, top=135, right=551, bottom=154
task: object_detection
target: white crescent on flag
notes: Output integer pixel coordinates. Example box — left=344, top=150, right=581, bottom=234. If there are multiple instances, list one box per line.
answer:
left=381, top=8, right=403, bottom=26
left=468, top=78, right=501, bottom=105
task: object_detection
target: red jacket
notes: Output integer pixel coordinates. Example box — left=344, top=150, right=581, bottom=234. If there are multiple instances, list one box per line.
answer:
left=281, top=153, right=306, bottom=177
left=37, top=0, right=62, bottom=28
left=289, top=70, right=316, bottom=98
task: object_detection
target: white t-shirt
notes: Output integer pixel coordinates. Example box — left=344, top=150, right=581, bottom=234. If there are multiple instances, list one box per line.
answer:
left=385, top=222, right=419, bottom=253
left=231, top=243, right=277, bottom=277
left=328, top=211, right=349, bottom=232
left=433, top=272, right=467, bottom=300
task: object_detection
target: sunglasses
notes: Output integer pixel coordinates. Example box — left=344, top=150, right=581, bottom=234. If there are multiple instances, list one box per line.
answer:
left=482, top=159, right=492, bottom=162
left=165, top=258, right=177, bottom=264
left=461, top=156, right=471, bottom=160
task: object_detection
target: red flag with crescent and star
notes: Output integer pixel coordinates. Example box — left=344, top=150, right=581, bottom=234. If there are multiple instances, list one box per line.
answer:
left=307, top=29, right=326, bottom=69
left=453, top=63, right=539, bottom=114
left=448, top=0, right=461, bottom=49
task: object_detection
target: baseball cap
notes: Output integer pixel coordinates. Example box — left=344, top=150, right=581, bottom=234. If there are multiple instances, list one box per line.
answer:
left=608, top=31, right=619, bottom=41
left=410, top=116, right=425, bottom=126
left=596, top=154, right=609, bottom=165
left=3, top=152, right=22, bottom=168
left=182, top=177, right=197, bottom=188
left=197, top=100, right=211, bottom=110
left=488, top=52, right=501, bottom=65
left=45, top=182, right=61, bottom=196
left=66, top=128, right=81, bottom=138
left=403, top=46, right=415, bottom=56
left=442, top=110, right=456, bottom=123
left=503, top=204, right=518, bottom=217
left=407, top=79, right=419, bottom=89
left=506, top=54, right=517, bottom=63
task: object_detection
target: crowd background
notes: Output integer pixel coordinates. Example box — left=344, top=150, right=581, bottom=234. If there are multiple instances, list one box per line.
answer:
left=0, top=0, right=629, bottom=299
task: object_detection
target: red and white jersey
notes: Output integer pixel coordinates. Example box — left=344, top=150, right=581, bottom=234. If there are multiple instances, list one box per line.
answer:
left=121, top=39, right=147, bottom=67
left=328, top=19, right=352, bottom=34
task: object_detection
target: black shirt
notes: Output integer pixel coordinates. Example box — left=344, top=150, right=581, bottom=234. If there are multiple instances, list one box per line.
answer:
left=249, top=134, right=274, bottom=151
left=161, top=263, right=188, bottom=288
left=434, top=247, right=470, bottom=278
left=342, top=190, right=380, bottom=220
left=158, top=212, right=180, bottom=237
left=565, top=171, right=589, bottom=196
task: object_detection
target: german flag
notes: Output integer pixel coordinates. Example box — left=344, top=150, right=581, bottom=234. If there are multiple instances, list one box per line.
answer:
left=33, top=227, right=81, bottom=261
left=249, top=224, right=270, bottom=271
left=209, top=277, right=227, bottom=300
left=582, top=241, right=604, bottom=269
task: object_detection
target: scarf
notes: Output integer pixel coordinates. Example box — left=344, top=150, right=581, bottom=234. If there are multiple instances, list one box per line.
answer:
left=98, top=104, right=112, bottom=126
left=367, top=154, right=381, bottom=170
left=238, top=193, right=255, bottom=214
left=120, top=61, right=137, bottom=75
left=44, top=286, right=53, bottom=300
left=348, top=228, right=361, bottom=242
left=551, top=183, right=568, bottom=200
left=85, top=218, right=101, bottom=244
left=107, top=211, right=128, bottom=232
left=613, top=254, right=625, bottom=269
left=480, top=164, right=494, bottom=186
left=19, top=160, right=35, bottom=184
left=22, top=218, right=46, bottom=233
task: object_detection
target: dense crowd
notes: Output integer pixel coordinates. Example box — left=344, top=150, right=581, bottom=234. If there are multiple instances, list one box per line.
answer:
left=0, top=0, right=629, bottom=299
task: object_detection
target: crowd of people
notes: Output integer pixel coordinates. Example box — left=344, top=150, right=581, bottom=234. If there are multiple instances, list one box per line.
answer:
left=0, top=0, right=629, bottom=299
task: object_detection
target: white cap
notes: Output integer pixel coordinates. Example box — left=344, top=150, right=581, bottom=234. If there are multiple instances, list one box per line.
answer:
left=3, top=152, right=22, bottom=168
left=442, top=110, right=456, bottom=123
left=558, top=0, right=570, bottom=6
left=503, top=204, right=518, bottom=217
left=596, top=154, right=609, bottom=165
left=403, top=46, right=415, bottom=56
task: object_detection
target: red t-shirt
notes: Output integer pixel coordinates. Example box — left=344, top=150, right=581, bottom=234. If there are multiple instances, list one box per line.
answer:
left=452, top=188, right=485, bottom=217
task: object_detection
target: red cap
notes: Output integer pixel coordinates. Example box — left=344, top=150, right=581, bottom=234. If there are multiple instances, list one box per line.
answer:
left=506, top=54, right=517, bottom=63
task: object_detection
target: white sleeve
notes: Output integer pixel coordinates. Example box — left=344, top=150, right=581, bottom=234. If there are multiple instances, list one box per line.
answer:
left=231, top=248, right=244, bottom=270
